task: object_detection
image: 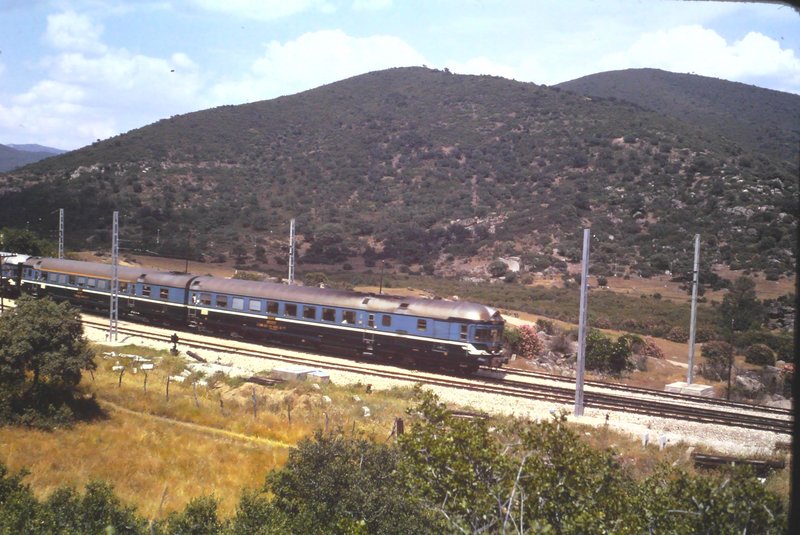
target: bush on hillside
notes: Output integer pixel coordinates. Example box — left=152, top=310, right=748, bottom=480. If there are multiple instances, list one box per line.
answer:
left=744, top=344, right=776, bottom=366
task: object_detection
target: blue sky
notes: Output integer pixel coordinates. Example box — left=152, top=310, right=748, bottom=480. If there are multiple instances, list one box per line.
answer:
left=1, top=0, right=798, bottom=150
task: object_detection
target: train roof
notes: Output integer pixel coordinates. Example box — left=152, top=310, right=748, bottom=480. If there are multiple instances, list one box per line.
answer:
left=191, top=277, right=500, bottom=322
left=1, top=252, right=30, bottom=264
left=23, top=257, right=501, bottom=323
left=25, top=257, right=197, bottom=286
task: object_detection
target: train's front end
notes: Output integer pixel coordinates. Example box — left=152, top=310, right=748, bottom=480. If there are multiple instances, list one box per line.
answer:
left=466, top=308, right=509, bottom=368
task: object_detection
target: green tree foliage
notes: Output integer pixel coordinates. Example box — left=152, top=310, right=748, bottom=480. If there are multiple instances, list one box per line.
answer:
left=0, top=227, right=54, bottom=256
left=488, top=259, right=509, bottom=278
left=267, top=431, right=433, bottom=534
left=744, top=343, right=776, bottom=366
left=700, top=340, right=734, bottom=381
left=0, top=296, right=95, bottom=427
left=160, top=495, right=223, bottom=535
left=398, top=388, right=509, bottom=532
left=0, top=465, right=38, bottom=534
left=517, top=413, right=636, bottom=533
left=635, top=465, right=787, bottom=534
left=585, top=329, right=634, bottom=375
left=719, top=276, right=763, bottom=333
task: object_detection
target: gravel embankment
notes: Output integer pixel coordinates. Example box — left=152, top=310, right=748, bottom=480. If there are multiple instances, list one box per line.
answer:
left=85, top=322, right=788, bottom=458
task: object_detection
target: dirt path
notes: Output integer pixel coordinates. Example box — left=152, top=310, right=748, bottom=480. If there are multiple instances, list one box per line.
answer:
left=98, top=399, right=294, bottom=449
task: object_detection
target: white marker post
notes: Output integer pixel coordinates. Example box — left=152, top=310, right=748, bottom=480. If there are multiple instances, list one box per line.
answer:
left=574, top=228, right=590, bottom=417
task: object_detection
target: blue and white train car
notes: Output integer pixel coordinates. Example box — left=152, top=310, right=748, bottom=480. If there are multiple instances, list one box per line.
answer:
left=5, top=256, right=508, bottom=372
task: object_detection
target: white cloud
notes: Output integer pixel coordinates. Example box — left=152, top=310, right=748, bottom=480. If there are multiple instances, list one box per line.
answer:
left=186, top=0, right=334, bottom=20
left=599, top=25, right=800, bottom=93
left=0, top=10, right=206, bottom=149
left=209, top=29, right=426, bottom=104
left=44, top=10, right=107, bottom=53
left=352, top=0, right=392, bottom=11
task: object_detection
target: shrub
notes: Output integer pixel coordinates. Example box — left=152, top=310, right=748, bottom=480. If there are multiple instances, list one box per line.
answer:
left=536, top=318, right=556, bottom=335
left=597, top=275, right=608, bottom=287
left=666, top=326, right=689, bottom=343
left=516, top=325, right=544, bottom=359
left=549, top=333, right=572, bottom=355
left=700, top=341, right=733, bottom=381
left=640, top=338, right=665, bottom=359
left=585, top=329, right=633, bottom=375
left=744, top=344, right=776, bottom=366
left=488, top=259, right=508, bottom=278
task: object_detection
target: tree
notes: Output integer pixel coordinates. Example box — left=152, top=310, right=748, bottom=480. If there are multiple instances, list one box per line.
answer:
left=268, top=430, right=433, bottom=534
left=0, top=296, right=95, bottom=395
left=584, top=329, right=633, bottom=375
left=0, top=296, right=95, bottom=427
left=719, top=276, right=763, bottom=333
left=700, top=341, right=734, bottom=381
left=744, top=344, right=776, bottom=366
left=487, top=259, right=508, bottom=278
left=159, top=495, right=222, bottom=535
left=398, top=388, right=509, bottom=532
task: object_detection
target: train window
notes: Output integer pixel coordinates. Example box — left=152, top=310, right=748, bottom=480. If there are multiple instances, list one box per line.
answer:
left=68, top=275, right=76, bottom=285
left=199, top=293, right=212, bottom=305
left=382, top=315, right=392, bottom=327
left=49, top=273, right=58, bottom=282
left=87, top=278, right=96, bottom=288
left=417, top=319, right=427, bottom=331
left=267, top=301, right=279, bottom=314
left=322, top=308, right=336, bottom=322
left=98, top=280, right=108, bottom=290
left=142, top=285, right=151, bottom=297
left=460, top=325, right=468, bottom=340
left=284, top=303, right=297, bottom=317
left=303, top=306, right=316, bottom=320
left=249, top=300, right=262, bottom=312
left=216, top=295, right=228, bottom=308
left=59, top=274, right=67, bottom=284
left=343, top=311, right=356, bottom=324
left=475, top=328, right=498, bottom=343
left=119, top=282, right=128, bottom=293
left=160, top=288, right=169, bottom=299
left=77, top=276, right=86, bottom=286
left=232, top=297, right=244, bottom=310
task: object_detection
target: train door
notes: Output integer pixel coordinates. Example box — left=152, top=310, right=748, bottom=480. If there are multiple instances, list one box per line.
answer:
left=362, top=313, right=376, bottom=355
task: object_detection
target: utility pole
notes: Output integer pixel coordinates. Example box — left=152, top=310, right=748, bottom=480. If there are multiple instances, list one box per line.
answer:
left=574, top=228, right=590, bottom=417
left=58, top=208, right=64, bottom=259
left=108, top=211, right=119, bottom=342
left=288, top=218, right=295, bottom=284
left=687, top=234, right=700, bottom=384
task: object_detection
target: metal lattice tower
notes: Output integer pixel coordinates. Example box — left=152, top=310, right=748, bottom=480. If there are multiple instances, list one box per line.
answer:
left=58, top=209, right=64, bottom=259
left=288, top=218, right=296, bottom=285
left=108, top=211, right=119, bottom=342
left=687, top=234, right=701, bottom=384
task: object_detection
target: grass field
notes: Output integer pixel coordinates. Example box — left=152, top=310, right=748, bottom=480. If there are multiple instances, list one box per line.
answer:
left=0, top=346, right=414, bottom=518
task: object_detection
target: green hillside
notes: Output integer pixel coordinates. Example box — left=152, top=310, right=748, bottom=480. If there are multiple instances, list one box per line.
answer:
left=0, top=67, right=796, bottom=278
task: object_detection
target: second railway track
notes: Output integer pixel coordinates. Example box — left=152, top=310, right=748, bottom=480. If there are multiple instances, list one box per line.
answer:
left=84, top=316, right=793, bottom=436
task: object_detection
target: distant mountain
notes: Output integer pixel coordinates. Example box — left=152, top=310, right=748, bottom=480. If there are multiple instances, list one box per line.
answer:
left=7, top=144, right=67, bottom=155
left=0, top=144, right=64, bottom=173
left=556, top=68, right=800, bottom=162
left=0, top=67, right=796, bottom=279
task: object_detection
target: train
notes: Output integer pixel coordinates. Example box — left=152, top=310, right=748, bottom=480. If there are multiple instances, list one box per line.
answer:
left=1, top=254, right=508, bottom=372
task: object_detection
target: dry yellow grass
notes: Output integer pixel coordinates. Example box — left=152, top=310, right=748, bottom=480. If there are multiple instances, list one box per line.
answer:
left=0, top=344, right=413, bottom=518
left=0, top=408, right=288, bottom=518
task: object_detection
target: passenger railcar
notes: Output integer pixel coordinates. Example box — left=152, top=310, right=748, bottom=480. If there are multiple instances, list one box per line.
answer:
left=1, top=256, right=508, bottom=372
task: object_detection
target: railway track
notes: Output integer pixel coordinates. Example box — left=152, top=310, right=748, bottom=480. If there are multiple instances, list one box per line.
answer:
left=496, top=367, right=794, bottom=417
left=83, top=316, right=793, bottom=436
